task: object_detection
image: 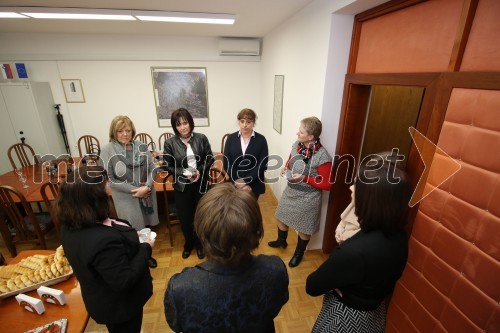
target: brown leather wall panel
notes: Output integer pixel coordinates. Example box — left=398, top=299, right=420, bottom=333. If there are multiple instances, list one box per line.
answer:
left=386, top=88, right=500, bottom=332
left=461, top=0, right=500, bottom=71
left=354, top=0, right=462, bottom=73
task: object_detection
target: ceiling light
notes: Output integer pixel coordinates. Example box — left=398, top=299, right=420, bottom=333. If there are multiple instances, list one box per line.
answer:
left=133, top=11, right=235, bottom=24
left=0, top=7, right=236, bottom=24
left=21, top=8, right=136, bottom=20
left=0, top=12, right=28, bottom=18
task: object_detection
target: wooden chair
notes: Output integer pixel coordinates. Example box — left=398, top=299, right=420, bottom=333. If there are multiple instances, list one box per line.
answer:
left=0, top=185, right=54, bottom=257
left=162, top=173, right=180, bottom=247
left=77, top=135, right=100, bottom=158
left=134, top=132, right=156, bottom=156
left=7, top=143, right=39, bottom=169
left=220, top=133, right=230, bottom=154
left=209, top=166, right=230, bottom=188
left=158, top=132, right=175, bottom=151
left=40, top=181, right=62, bottom=239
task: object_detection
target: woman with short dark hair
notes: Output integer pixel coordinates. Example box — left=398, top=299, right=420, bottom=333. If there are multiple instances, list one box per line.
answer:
left=58, top=166, right=154, bottom=333
left=163, top=108, right=214, bottom=259
left=306, top=163, right=412, bottom=333
left=223, top=108, right=269, bottom=199
left=164, top=183, right=289, bottom=333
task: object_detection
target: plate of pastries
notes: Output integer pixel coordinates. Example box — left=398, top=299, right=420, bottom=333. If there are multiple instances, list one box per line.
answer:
left=0, top=246, right=72, bottom=299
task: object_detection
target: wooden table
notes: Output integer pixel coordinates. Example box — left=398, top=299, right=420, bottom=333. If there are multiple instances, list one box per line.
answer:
left=0, top=159, right=78, bottom=203
left=0, top=159, right=173, bottom=203
left=0, top=250, right=89, bottom=333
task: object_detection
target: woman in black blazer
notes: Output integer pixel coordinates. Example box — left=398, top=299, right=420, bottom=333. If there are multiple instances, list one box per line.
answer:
left=306, top=161, right=412, bottom=332
left=57, top=165, right=155, bottom=333
left=223, top=108, right=269, bottom=199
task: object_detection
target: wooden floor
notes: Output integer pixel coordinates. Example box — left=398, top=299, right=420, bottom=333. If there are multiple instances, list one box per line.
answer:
left=1, top=186, right=330, bottom=333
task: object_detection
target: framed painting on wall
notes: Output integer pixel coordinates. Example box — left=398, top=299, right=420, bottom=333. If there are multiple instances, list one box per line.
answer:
left=151, top=67, right=209, bottom=127
left=273, top=75, right=284, bottom=134
left=61, top=79, right=85, bottom=103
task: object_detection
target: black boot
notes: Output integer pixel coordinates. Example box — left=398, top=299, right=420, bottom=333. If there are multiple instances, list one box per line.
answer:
left=289, top=236, right=309, bottom=267
left=268, top=228, right=288, bottom=249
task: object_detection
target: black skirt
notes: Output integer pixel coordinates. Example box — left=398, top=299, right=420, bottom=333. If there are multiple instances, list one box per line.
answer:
left=312, top=291, right=387, bottom=333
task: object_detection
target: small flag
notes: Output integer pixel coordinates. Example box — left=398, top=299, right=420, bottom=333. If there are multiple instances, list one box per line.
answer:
left=15, top=63, right=28, bottom=78
left=2, top=64, right=13, bottom=79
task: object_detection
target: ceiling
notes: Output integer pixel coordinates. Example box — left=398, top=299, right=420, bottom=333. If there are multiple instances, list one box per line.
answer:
left=0, top=0, right=315, bottom=37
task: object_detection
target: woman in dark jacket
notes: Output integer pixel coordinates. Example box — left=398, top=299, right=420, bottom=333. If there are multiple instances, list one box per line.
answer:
left=223, top=108, right=268, bottom=199
left=306, top=161, right=412, bottom=333
left=163, top=108, right=214, bottom=259
left=57, top=165, right=154, bottom=333
left=164, top=183, right=289, bottom=333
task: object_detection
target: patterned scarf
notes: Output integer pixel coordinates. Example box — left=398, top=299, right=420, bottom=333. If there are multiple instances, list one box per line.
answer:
left=297, top=139, right=322, bottom=163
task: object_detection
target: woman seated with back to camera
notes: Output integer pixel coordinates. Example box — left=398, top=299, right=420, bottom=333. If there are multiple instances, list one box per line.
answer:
left=306, top=161, right=412, bottom=333
left=164, top=183, right=289, bottom=333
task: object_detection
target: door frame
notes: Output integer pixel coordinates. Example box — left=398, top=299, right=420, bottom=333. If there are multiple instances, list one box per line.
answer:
left=322, top=72, right=500, bottom=253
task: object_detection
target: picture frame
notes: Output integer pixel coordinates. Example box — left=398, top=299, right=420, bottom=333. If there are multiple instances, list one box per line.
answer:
left=61, top=79, right=85, bottom=103
left=151, top=67, right=209, bottom=127
left=273, top=75, right=284, bottom=134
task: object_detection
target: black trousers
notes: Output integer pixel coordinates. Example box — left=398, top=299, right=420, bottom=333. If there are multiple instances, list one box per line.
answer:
left=175, top=181, right=204, bottom=250
left=106, top=311, right=143, bottom=333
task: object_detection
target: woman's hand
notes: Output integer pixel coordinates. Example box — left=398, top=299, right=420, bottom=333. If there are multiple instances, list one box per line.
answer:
left=280, top=168, right=287, bottom=177
left=288, top=173, right=305, bottom=183
left=131, top=186, right=151, bottom=198
left=189, top=170, right=200, bottom=183
left=142, top=238, right=155, bottom=248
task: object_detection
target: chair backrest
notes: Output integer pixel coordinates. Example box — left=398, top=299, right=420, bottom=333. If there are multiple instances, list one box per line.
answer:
left=158, top=132, right=175, bottom=152
left=77, top=135, right=101, bottom=158
left=0, top=185, right=52, bottom=256
left=221, top=133, right=230, bottom=154
left=40, top=181, right=61, bottom=237
left=135, top=133, right=155, bottom=152
left=7, top=143, right=38, bottom=169
left=209, top=166, right=229, bottom=188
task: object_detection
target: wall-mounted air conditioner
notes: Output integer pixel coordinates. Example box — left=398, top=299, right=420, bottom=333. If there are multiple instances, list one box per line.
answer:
left=219, top=38, right=261, bottom=56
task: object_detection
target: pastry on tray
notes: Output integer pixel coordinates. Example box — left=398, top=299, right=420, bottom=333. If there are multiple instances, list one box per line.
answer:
left=0, top=246, right=72, bottom=298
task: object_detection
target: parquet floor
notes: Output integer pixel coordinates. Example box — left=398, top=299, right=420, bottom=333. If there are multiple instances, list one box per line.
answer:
left=0, top=186, right=330, bottom=333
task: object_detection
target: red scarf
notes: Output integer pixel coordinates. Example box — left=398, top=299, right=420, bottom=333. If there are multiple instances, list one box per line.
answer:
left=297, top=139, right=322, bottom=163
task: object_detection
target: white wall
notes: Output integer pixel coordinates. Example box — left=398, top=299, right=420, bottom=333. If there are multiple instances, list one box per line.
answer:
left=0, top=0, right=385, bottom=249
left=0, top=34, right=261, bottom=156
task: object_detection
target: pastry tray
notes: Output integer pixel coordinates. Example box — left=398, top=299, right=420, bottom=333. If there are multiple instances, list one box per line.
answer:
left=24, top=318, right=68, bottom=333
left=0, top=268, right=73, bottom=299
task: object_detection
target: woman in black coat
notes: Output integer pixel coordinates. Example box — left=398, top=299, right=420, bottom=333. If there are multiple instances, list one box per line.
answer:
left=57, top=165, right=155, bottom=333
left=223, top=108, right=268, bottom=199
left=306, top=160, right=412, bottom=333
left=164, top=183, right=289, bottom=333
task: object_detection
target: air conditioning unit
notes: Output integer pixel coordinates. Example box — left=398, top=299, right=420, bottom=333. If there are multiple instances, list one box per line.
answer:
left=219, top=38, right=261, bottom=56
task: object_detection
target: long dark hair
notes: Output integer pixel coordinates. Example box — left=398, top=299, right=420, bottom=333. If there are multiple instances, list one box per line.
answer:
left=171, top=108, right=195, bottom=136
left=56, top=165, right=109, bottom=230
left=355, top=163, right=412, bottom=233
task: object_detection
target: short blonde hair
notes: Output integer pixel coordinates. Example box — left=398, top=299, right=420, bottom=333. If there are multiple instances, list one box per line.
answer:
left=301, top=116, right=322, bottom=139
left=108, top=115, right=136, bottom=142
left=195, top=183, right=263, bottom=265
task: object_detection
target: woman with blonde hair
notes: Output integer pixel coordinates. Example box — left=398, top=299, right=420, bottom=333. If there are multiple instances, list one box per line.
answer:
left=269, top=116, right=333, bottom=267
left=100, top=115, right=159, bottom=267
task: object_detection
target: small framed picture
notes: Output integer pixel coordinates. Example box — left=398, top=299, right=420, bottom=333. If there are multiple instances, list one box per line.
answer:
left=61, top=79, right=85, bottom=103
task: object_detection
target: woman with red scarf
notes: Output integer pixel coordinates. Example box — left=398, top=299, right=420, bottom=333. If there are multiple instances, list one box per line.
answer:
left=269, top=117, right=332, bottom=267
